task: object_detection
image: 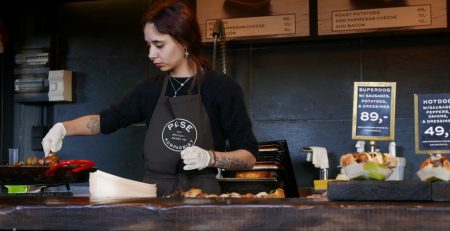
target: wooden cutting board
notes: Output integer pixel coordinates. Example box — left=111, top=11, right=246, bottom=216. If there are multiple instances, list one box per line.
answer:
left=327, top=181, right=432, bottom=201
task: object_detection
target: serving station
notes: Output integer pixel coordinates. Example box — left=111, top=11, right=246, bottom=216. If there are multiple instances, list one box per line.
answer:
left=0, top=196, right=449, bottom=230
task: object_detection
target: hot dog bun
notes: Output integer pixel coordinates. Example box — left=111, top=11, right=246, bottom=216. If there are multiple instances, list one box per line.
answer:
left=419, top=156, right=450, bottom=170
left=417, top=156, right=450, bottom=182
left=340, top=152, right=397, bottom=168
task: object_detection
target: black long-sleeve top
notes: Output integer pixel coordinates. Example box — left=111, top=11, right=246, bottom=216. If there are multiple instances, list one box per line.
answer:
left=99, top=70, right=258, bottom=156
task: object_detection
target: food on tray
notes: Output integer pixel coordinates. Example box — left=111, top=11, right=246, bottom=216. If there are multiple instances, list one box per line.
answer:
left=269, top=188, right=285, bottom=198
left=341, top=152, right=397, bottom=168
left=181, top=188, right=285, bottom=198
left=340, top=152, right=398, bottom=180
left=235, top=171, right=273, bottom=178
left=417, top=155, right=450, bottom=182
left=43, top=153, right=60, bottom=167
left=24, top=153, right=60, bottom=167
left=10, top=153, right=60, bottom=167
left=182, top=188, right=204, bottom=198
left=419, top=156, right=450, bottom=170
left=306, top=191, right=327, bottom=199
left=240, top=193, right=255, bottom=198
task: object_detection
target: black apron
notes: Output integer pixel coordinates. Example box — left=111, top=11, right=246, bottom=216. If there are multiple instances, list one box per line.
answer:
left=142, top=76, right=220, bottom=196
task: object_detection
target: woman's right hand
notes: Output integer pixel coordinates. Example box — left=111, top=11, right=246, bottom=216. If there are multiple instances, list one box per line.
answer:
left=41, top=123, right=66, bottom=156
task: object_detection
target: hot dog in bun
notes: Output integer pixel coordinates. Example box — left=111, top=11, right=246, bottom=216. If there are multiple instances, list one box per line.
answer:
left=417, top=155, right=450, bottom=181
left=340, top=152, right=398, bottom=180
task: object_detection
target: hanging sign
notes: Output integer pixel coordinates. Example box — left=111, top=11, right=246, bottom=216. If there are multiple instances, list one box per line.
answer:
left=197, top=0, right=310, bottom=42
left=318, top=0, right=447, bottom=36
left=352, top=82, right=396, bottom=141
left=414, top=93, right=450, bottom=154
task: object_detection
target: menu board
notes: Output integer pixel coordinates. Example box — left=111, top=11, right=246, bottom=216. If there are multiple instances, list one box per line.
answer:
left=414, top=93, right=450, bottom=154
left=196, top=0, right=310, bottom=42
left=352, top=82, right=396, bottom=141
left=318, top=0, right=447, bottom=36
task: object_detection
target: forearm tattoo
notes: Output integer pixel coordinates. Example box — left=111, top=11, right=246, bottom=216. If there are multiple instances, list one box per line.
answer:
left=86, top=116, right=100, bottom=134
left=216, top=156, right=252, bottom=170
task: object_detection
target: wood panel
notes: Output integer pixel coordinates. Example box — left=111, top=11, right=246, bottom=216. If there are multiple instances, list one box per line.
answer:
left=1, top=197, right=450, bottom=230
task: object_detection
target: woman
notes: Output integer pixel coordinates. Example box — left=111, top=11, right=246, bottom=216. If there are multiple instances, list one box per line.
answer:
left=42, top=1, right=257, bottom=196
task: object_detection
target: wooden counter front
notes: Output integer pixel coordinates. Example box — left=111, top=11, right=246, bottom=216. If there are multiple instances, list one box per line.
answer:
left=0, top=196, right=449, bottom=230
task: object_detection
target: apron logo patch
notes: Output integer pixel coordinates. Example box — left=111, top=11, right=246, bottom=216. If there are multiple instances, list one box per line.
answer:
left=161, top=118, right=198, bottom=152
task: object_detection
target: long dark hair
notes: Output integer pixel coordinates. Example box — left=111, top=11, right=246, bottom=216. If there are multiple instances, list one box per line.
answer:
left=143, top=0, right=209, bottom=86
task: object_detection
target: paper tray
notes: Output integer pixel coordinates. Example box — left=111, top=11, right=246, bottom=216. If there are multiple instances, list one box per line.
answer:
left=89, top=170, right=156, bottom=199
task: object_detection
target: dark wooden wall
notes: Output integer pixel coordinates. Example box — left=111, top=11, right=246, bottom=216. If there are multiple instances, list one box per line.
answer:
left=2, top=0, right=450, bottom=188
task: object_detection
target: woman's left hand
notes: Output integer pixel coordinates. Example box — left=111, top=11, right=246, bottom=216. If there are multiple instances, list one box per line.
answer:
left=180, top=146, right=211, bottom=170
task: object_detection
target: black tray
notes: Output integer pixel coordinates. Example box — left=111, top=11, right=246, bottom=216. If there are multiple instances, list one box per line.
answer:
left=328, top=180, right=432, bottom=201
left=0, top=160, right=96, bottom=185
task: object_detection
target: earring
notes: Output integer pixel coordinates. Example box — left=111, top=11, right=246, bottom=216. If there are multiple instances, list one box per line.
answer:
left=184, top=48, right=189, bottom=59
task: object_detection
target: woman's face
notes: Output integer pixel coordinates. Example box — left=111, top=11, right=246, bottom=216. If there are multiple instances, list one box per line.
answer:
left=144, top=23, right=186, bottom=73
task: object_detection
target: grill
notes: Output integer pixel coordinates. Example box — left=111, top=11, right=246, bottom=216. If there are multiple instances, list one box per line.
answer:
left=218, top=140, right=299, bottom=197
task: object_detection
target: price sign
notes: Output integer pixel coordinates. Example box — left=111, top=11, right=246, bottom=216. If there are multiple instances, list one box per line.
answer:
left=352, top=82, right=396, bottom=141
left=414, top=93, right=450, bottom=154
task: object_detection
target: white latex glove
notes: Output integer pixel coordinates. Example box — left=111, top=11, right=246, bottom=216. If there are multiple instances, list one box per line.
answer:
left=42, top=123, right=66, bottom=156
left=180, top=146, right=211, bottom=171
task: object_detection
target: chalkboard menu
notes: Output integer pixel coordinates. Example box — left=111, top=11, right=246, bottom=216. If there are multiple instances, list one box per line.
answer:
left=414, top=93, right=450, bottom=154
left=352, top=82, right=396, bottom=141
